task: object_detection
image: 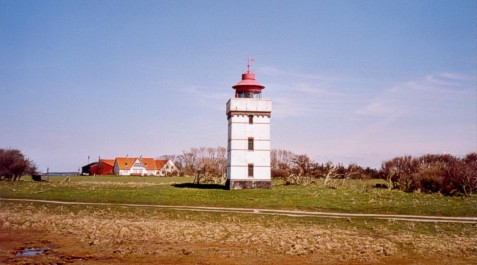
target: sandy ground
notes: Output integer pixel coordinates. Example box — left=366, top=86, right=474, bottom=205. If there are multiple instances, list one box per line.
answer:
left=0, top=202, right=476, bottom=265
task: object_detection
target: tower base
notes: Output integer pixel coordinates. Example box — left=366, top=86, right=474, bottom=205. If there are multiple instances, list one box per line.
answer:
left=226, top=179, right=271, bottom=190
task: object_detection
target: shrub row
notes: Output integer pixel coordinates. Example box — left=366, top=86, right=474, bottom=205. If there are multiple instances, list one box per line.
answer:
left=270, top=150, right=477, bottom=196
left=380, top=153, right=477, bottom=196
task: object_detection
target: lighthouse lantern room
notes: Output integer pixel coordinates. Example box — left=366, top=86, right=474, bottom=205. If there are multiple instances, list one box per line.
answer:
left=226, top=59, right=272, bottom=190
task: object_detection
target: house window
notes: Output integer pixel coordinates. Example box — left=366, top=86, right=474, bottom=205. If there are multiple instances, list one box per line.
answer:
left=248, top=164, right=254, bottom=177
left=248, top=137, right=254, bottom=151
left=248, top=115, right=253, bottom=124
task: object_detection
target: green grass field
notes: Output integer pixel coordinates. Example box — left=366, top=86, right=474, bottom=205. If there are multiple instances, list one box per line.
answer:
left=0, top=176, right=475, bottom=217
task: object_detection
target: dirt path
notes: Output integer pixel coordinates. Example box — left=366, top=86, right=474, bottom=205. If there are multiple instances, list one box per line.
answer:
left=1, top=198, right=476, bottom=224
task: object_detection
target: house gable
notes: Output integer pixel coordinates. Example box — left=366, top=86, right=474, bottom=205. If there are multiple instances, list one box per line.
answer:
left=155, top=159, right=178, bottom=176
left=114, top=157, right=137, bottom=175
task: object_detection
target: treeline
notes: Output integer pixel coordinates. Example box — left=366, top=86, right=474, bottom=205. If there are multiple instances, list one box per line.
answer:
left=270, top=149, right=379, bottom=185
left=159, top=148, right=476, bottom=196
left=2, top=146, right=475, bottom=197
left=271, top=149, right=477, bottom=197
left=161, top=147, right=381, bottom=186
left=158, top=147, right=227, bottom=183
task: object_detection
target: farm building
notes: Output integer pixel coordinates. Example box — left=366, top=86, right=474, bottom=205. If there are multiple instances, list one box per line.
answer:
left=90, top=159, right=115, bottom=175
left=82, top=157, right=178, bottom=176
left=114, top=157, right=155, bottom=176
left=81, top=162, right=97, bottom=175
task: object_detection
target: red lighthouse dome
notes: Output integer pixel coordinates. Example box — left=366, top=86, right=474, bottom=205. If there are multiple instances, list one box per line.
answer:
left=232, top=59, right=265, bottom=98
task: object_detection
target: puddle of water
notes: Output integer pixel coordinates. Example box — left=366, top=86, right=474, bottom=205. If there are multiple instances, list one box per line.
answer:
left=16, top=248, right=46, bottom=257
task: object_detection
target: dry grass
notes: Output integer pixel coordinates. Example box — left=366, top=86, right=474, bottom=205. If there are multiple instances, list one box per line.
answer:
left=1, top=201, right=476, bottom=265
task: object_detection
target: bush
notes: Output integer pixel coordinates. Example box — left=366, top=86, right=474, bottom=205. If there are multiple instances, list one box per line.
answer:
left=271, top=169, right=289, bottom=180
left=0, top=148, right=38, bottom=181
left=418, top=175, right=443, bottom=193
left=380, top=153, right=477, bottom=196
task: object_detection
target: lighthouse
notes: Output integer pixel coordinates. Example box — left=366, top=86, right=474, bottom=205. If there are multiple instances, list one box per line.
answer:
left=226, top=59, right=272, bottom=189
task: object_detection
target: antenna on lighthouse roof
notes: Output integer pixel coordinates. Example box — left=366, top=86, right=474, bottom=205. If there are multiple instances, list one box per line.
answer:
left=247, top=56, right=255, bottom=73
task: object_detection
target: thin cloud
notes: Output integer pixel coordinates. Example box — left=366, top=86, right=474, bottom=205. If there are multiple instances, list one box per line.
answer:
left=178, top=85, right=229, bottom=100
left=257, top=65, right=336, bottom=82
left=270, top=85, right=344, bottom=118
left=351, top=72, right=474, bottom=153
left=440, top=72, right=473, bottom=81
left=292, top=82, right=337, bottom=96
left=259, top=66, right=281, bottom=76
left=258, top=66, right=347, bottom=118
left=355, top=72, right=473, bottom=117
left=176, top=84, right=229, bottom=110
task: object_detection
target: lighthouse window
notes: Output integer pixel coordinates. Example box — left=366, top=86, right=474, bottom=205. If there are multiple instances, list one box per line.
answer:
left=248, top=137, right=254, bottom=150
left=236, top=91, right=246, bottom=98
left=248, top=164, right=254, bottom=177
left=248, top=115, right=253, bottom=124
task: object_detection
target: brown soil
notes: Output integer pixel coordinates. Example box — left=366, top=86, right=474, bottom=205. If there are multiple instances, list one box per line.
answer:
left=0, top=202, right=476, bottom=265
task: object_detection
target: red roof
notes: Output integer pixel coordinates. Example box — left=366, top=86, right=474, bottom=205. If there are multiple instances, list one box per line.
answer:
left=115, top=157, right=137, bottom=170
left=115, top=157, right=159, bottom=170
left=99, top=159, right=115, bottom=167
left=140, top=158, right=157, bottom=170
left=155, top=159, right=168, bottom=170
left=232, top=72, right=265, bottom=92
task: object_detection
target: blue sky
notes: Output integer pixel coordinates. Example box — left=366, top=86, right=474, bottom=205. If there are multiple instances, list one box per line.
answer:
left=1, top=0, right=475, bottom=171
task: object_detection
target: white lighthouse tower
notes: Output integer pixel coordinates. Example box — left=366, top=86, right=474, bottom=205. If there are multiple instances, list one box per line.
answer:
left=226, top=59, right=272, bottom=189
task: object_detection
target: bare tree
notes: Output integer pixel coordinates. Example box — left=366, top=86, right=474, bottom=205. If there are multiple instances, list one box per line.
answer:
left=323, top=167, right=338, bottom=185
left=271, top=149, right=295, bottom=170
left=0, top=148, right=38, bottom=181
left=448, top=153, right=477, bottom=197
left=291, top=154, right=313, bottom=177
left=461, top=153, right=477, bottom=196
left=380, top=156, right=418, bottom=191
left=178, top=148, right=199, bottom=177
left=177, top=147, right=227, bottom=184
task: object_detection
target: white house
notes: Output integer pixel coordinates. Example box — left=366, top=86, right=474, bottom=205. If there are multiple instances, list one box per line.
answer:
left=155, top=159, right=179, bottom=176
left=113, top=157, right=177, bottom=176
